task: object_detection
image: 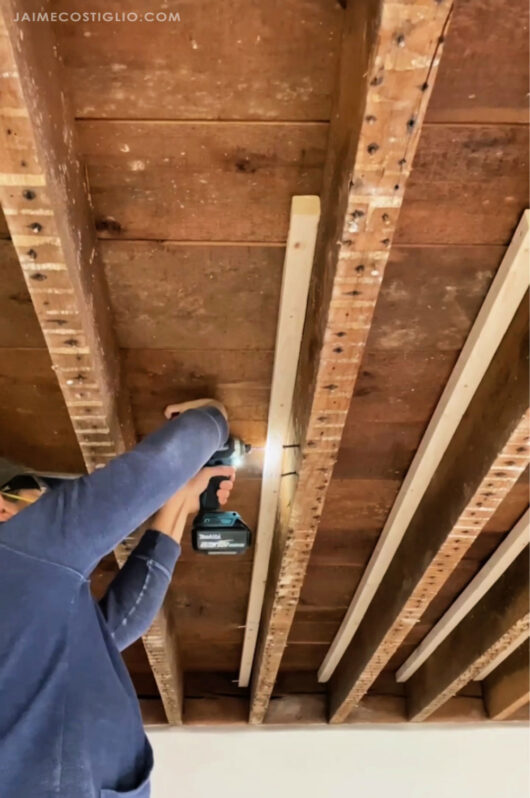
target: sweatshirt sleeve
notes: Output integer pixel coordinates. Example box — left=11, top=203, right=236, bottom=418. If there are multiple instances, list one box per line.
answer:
left=0, top=407, right=227, bottom=576
left=99, top=529, right=180, bottom=652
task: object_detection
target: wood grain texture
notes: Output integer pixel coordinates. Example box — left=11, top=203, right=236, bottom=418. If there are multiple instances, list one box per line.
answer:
left=426, top=0, right=530, bottom=124
left=0, top=348, right=84, bottom=472
left=329, top=297, right=530, bottom=721
left=506, top=701, right=530, bottom=722
left=0, top=239, right=44, bottom=348
left=0, top=207, right=9, bottom=238
left=143, top=693, right=488, bottom=726
left=76, top=121, right=327, bottom=241
left=483, top=641, right=530, bottom=721
left=102, top=241, right=283, bottom=350
left=397, top=510, right=530, bottom=682
left=406, top=548, right=530, bottom=721
left=366, top=245, right=504, bottom=353
left=0, top=7, right=135, bottom=471
left=320, top=214, right=529, bottom=683
left=123, top=349, right=273, bottom=448
left=396, top=125, right=529, bottom=245
left=249, top=0, right=453, bottom=723
left=239, top=197, right=320, bottom=686
left=0, top=5, right=183, bottom=723
left=51, top=0, right=343, bottom=121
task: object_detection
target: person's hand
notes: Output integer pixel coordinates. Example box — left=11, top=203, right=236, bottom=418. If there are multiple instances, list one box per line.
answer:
left=180, top=465, right=235, bottom=515
left=164, top=399, right=228, bottom=422
left=150, top=466, right=236, bottom=543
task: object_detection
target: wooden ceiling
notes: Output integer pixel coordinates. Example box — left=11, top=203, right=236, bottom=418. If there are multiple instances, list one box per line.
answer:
left=0, top=0, right=528, bottom=727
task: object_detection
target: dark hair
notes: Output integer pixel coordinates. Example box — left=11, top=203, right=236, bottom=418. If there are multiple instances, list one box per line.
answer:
left=0, top=474, right=65, bottom=496
left=1, top=474, right=43, bottom=494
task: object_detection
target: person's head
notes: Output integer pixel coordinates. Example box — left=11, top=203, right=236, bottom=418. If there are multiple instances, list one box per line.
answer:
left=0, top=474, right=48, bottom=521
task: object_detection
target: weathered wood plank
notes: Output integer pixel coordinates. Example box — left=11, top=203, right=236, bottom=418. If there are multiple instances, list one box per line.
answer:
left=0, top=4, right=183, bottom=724
left=123, top=349, right=272, bottom=448
left=483, top=642, right=530, bottom=721
left=0, top=14, right=134, bottom=470
left=286, top=558, right=487, bottom=668
left=396, top=125, right=529, bottom=245
left=0, top=348, right=84, bottom=472
left=140, top=699, right=168, bottom=727
left=248, top=0, right=453, bottom=723
left=76, top=121, right=327, bottom=241
left=102, top=241, right=283, bottom=350
left=426, top=0, right=529, bottom=124
left=366, top=245, right=504, bottom=353
left=51, top=0, right=343, bottom=121
left=397, top=510, right=530, bottom=682
left=143, top=694, right=488, bottom=726
left=328, top=296, right=530, bottom=721
left=0, top=239, right=44, bottom=347
left=321, top=216, right=529, bottom=683
left=406, top=548, right=530, bottom=721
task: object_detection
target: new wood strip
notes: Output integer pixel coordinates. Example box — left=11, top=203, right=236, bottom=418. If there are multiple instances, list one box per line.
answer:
left=320, top=212, right=530, bottom=682
left=406, top=548, right=530, bottom=721
left=397, top=509, right=530, bottom=682
left=483, top=642, right=530, bottom=721
left=0, top=4, right=183, bottom=724
left=238, top=197, right=320, bottom=686
left=248, top=0, right=453, bottom=723
left=328, top=297, right=530, bottom=722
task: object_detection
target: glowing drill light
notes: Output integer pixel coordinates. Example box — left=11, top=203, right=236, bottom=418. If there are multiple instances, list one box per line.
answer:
left=231, top=454, right=244, bottom=469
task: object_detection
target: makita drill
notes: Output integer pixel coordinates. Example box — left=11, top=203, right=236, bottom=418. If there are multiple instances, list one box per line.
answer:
left=192, top=435, right=253, bottom=555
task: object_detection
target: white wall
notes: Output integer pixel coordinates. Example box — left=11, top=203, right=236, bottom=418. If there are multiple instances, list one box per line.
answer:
left=148, top=725, right=529, bottom=798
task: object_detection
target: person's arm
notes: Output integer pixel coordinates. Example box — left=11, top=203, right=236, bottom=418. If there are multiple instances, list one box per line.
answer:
left=98, top=466, right=234, bottom=651
left=0, top=406, right=228, bottom=576
left=99, top=529, right=180, bottom=651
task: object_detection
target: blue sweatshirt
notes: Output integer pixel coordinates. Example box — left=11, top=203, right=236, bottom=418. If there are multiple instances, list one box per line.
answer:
left=0, top=407, right=228, bottom=798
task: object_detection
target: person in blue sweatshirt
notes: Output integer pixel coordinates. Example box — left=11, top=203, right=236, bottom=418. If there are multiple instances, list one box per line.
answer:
left=0, top=399, right=235, bottom=798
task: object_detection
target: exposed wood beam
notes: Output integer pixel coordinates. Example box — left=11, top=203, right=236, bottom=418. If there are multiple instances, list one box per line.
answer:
left=406, top=548, right=530, bottom=721
left=142, top=693, right=488, bottom=727
left=238, top=196, right=320, bottom=687
left=474, top=629, right=529, bottom=681
left=328, top=296, right=530, bottom=722
left=483, top=642, right=530, bottom=721
left=397, top=509, right=530, bottom=682
left=320, top=210, right=530, bottom=682
left=248, top=0, right=453, bottom=724
left=0, top=3, right=183, bottom=724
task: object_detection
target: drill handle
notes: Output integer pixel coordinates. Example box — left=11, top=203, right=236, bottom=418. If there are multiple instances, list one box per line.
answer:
left=199, top=476, right=223, bottom=512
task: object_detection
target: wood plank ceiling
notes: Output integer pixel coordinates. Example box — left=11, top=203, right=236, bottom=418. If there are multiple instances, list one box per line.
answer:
left=0, top=0, right=528, bottom=726
left=289, top=0, right=529, bottom=690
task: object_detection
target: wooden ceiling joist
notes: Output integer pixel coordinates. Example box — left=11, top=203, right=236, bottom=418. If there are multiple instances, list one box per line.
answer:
left=320, top=210, right=530, bottom=682
left=142, top=692, right=487, bottom=728
left=483, top=642, right=530, bottom=721
left=247, top=0, right=453, bottom=723
left=0, top=3, right=183, bottom=724
left=406, top=548, right=530, bottom=721
left=328, top=295, right=530, bottom=723
left=397, top=509, right=530, bottom=683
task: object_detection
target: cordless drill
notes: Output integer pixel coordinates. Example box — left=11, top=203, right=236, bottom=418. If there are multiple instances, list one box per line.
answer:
left=192, top=435, right=253, bottom=555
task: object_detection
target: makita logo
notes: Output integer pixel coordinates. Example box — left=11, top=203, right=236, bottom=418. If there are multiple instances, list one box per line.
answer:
left=199, top=533, right=222, bottom=540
